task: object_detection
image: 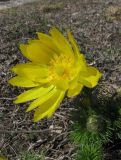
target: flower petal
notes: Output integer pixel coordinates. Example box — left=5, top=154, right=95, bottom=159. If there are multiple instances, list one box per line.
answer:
left=79, top=66, right=101, bottom=88
left=53, top=79, right=69, bottom=91
left=50, top=27, right=71, bottom=48
left=14, top=85, right=54, bottom=104
left=19, top=44, right=28, bottom=59
left=26, top=87, right=57, bottom=112
left=67, top=31, right=80, bottom=58
left=47, top=91, right=65, bottom=118
left=8, top=76, right=40, bottom=88
left=69, top=75, right=79, bottom=90
left=20, top=40, right=57, bottom=63
left=36, top=32, right=60, bottom=54
left=33, top=90, right=65, bottom=122
left=26, top=42, right=52, bottom=63
left=67, top=31, right=87, bottom=68
left=11, top=63, right=49, bottom=83
left=67, top=83, right=83, bottom=97
left=50, top=27, right=73, bottom=57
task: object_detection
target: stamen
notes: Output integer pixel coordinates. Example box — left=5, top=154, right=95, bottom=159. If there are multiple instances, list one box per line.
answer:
left=48, top=54, right=74, bottom=81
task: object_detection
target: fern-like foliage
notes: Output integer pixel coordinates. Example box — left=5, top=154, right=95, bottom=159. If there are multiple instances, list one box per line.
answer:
left=70, top=124, right=103, bottom=160
left=21, top=151, right=45, bottom=160
left=70, top=86, right=121, bottom=160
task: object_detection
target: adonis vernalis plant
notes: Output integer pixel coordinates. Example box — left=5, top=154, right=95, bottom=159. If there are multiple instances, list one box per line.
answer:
left=9, top=27, right=101, bottom=122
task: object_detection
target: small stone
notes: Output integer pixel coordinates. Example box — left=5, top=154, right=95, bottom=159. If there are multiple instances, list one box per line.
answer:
left=105, top=5, right=121, bottom=22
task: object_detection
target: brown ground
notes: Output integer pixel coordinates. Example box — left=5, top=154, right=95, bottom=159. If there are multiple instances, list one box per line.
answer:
left=0, top=0, right=121, bottom=159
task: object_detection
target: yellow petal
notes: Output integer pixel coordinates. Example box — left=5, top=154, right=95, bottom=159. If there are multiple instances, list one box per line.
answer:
left=14, top=85, right=54, bottom=104
left=36, top=32, right=60, bottom=54
left=33, top=90, right=65, bottom=122
left=26, top=87, right=57, bottom=112
left=8, top=76, right=40, bottom=87
left=78, top=54, right=87, bottom=69
left=28, top=39, right=39, bottom=44
left=67, top=83, right=83, bottom=97
left=67, top=31, right=80, bottom=58
left=67, top=31, right=88, bottom=68
left=53, top=79, right=69, bottom=91
left=79, top=66, right=101, bottom=88
left=20, top=40, right=56, bottom=63
left=26, top=42, right=51, bottom=63
left=19, top=44, right=28, bottom=59
left=69, top=75, right=79, bottom=90
left=37, top=32, right=52, bottom=41
left=47, top=91, right=65, bottom=118
left=50, top=27, right=71, bottom=48
left=11, top=63, right=49, bottom=83
left=50, top=27, right=73, bottom=57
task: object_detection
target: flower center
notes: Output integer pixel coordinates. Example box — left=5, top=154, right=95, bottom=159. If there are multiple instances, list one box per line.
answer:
left=48, top=54, right=74, bottom=81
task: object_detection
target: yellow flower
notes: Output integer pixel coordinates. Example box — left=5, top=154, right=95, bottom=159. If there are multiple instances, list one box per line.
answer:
left=9, top=27, right=101, bottom=122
